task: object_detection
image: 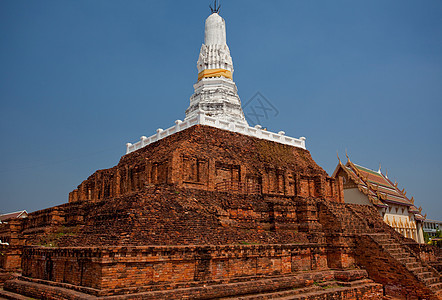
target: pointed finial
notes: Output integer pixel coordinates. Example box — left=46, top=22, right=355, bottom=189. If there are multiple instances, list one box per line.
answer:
left=345, top=149, right=351, bottom=163
left=418, top=206, right=422, bottom=213
left=385, top=168, right=388, bottom=178
left=378, top=162, right=381, bottom=174
left=410, top=196, right=414, bottom=204
left=210, top=0, right=221, bottom=13
left=424, top=213, right=427, bottom=219
left=337, top=151, right=341, bottom=163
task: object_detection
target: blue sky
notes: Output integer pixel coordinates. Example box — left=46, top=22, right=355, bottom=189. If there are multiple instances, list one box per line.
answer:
left=1, top=1, right=441, bottom=220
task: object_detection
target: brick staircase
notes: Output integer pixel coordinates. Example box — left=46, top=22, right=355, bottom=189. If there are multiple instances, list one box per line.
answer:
left=367, top=233, right=442, bottom=298
left=318, top=200, right=441, bottom=299
left=317, top=200, right=369, bottom=234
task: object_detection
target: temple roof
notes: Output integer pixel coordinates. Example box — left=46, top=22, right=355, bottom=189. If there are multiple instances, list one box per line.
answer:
left=0, top=210, right=28, bottom=222
left=332, top=158, right=425, bottom=220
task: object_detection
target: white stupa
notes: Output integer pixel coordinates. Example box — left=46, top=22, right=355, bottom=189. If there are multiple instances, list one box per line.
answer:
left=184, top=11, right=248, bottom=125
left=126, top=5, right=306, bottom=154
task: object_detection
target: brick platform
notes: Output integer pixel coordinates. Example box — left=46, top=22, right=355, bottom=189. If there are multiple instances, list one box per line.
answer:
left=19, top=244, right=331, bottom=293
left=0, top=125, right=440, bottom=299
left=3, top=269, right=382, bottom=299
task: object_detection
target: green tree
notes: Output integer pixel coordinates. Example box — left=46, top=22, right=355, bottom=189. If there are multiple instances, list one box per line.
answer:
left=424, top=232, right=430, bottom=243
left=428, top=228, right=442, bottom=248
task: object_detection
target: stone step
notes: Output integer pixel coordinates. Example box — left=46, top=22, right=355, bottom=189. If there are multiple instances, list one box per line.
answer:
left=383, top=244, right=401, bottom=250
left=387, top=248, right=406, bottom=255
left=335, top=279, right=374, bottom=287
left=409, top=267, right=426, bottom=273
left=368, top=233, right=389, bottom=238
left=277, top=282, right=382, bottom=300
left=429, top=282, right=442, bottom=292
left=397, top=257, right=415, bottom=264
left=391, top=255, right=410, bottom=262
left=0, top=288, right=34, bottom=300
left=220, top=280, right=380, bottom=300
left=373, top=238, right=391, bottom=244
left=382, top=240, right=399, bottom=246
left=422, top=277, right=439, bottom=285
left=396, top=255, right=414, bottom=262
left=405, top=262, right=421, bottom=269
left=416, top=272, right=434, bottom=280
left=390, top=252, right=408, bottom=259
left=220, top=284, right=324, bottom=299
left=370, top=234, right=392, bottom=239
left=379, top=242, right=400, bottom=248
left=370, top=239, right=389, bottom=243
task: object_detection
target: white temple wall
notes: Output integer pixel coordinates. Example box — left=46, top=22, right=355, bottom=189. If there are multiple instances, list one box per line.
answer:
left=383, top=205, right=420, bottom=242
left=343, top=188, right=372, bottom=206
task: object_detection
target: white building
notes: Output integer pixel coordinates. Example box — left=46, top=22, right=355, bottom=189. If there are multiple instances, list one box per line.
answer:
left=332, top=158, right=425, bottom=243
left=423, top=219, right=442, bottom=238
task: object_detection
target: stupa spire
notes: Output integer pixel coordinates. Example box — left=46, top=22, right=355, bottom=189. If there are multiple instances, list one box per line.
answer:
left=126, top=4, right=307, bottom=154
left=184, top=7, right=248, bottom=125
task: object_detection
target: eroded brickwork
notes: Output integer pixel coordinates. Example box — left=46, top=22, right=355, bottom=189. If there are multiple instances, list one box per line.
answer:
left=20, top=244, right=330, bottom=292
left=68, top=126, right=344, bottom=204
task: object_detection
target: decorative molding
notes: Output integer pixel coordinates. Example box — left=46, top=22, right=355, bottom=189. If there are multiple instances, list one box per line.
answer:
left=126, top=113, right=306, bottom=154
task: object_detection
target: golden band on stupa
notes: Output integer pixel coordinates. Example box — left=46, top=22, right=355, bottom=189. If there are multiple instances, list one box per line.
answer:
left=197, top=68, right=233, bottom=81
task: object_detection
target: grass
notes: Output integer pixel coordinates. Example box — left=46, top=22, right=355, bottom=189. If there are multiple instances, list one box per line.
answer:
left=38, top=226, right=78, bottom=247
left=238, top=241, right=261, bottom=245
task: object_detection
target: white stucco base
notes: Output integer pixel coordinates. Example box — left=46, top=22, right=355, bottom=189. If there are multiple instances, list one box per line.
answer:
left=126, top=113, right=306, bottom=154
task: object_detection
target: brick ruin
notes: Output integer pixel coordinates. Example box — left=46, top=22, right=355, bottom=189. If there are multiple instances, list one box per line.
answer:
left=1, top=125, right=441, bottom=299
left=68, top=125, right=343, bottom=204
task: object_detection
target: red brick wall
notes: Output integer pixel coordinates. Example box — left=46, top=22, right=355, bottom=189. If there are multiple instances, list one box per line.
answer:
left=0, top=219, right=24, bottom=271
left=21, top=244, right=329, bottom=290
